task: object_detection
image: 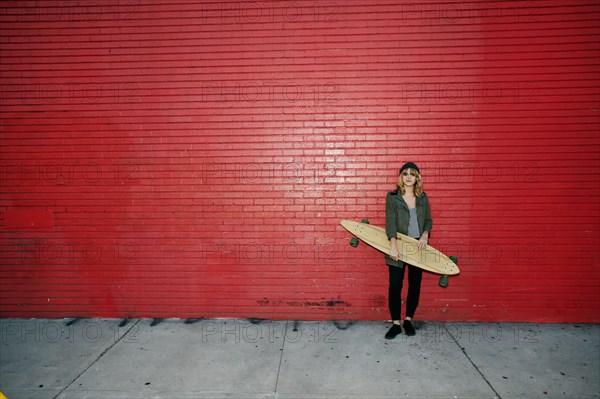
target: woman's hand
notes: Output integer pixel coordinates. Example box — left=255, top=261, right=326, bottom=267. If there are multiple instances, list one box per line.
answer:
left=390, top=237, right=400, bottom=261
left=390, top=246, right=400, bottom=261
left=417, top=232, right=429, bottom=251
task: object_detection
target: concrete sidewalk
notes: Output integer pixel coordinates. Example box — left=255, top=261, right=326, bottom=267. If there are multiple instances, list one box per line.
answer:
left=0, top=319, right=598, bottom=399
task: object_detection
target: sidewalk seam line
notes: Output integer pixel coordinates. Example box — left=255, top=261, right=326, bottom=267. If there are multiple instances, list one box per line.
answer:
left=52, top=319, right=141, bottom=399
left=442, top=323, right=503, bottom=399
left=273, top=320, right=288, bottom=397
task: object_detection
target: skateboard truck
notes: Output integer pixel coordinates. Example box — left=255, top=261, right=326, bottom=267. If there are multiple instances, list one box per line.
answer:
left=439, top=256, right=458, bottom=287
left=349, top=219, right=369, bottom=247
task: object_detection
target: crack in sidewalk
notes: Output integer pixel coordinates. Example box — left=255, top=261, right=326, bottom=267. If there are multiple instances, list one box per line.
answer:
left=52, top=319, right=141, bottom=399
left=442, top=323, right=503, bottom=399
left=273, top=320, right=289, bottom=397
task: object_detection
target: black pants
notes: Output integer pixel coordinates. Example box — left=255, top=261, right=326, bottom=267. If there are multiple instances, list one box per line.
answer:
left=388, top=264, right=423, bottom=320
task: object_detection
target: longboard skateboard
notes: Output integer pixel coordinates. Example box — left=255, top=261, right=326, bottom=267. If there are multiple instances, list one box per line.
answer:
left=340, top=220, right=460, bottom=276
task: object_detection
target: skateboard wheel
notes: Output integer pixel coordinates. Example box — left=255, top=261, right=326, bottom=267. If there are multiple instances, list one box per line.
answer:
left=361, top=219, right=369, bottom=224
left=439, top=275, right=449, bottom=288
left=449, top=256, right=458, bottom=264
left=350, top=237, right=360, bottom=247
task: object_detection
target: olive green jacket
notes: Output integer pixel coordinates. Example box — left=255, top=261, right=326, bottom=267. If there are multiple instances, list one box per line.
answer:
left=384, top=190, right=433, bottom=267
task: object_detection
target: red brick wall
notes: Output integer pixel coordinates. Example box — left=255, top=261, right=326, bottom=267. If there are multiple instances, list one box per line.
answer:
left=1, top=1, right=599, bottom=322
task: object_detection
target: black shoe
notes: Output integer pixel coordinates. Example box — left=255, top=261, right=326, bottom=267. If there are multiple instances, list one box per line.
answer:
left=385, top=324, right=402, bottom=339
left=403, top=320, right=416, bottom=336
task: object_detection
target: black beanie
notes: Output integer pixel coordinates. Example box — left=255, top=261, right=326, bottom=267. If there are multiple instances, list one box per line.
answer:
left=400, top=162, right=420, bottom=174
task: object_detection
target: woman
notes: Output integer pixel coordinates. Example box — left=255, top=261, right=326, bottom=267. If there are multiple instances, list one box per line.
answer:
left=384, top=162, right=432, bottom=339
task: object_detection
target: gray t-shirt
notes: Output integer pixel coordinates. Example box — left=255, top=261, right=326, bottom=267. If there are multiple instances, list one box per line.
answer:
left=407, top=207, right=420, bottom=238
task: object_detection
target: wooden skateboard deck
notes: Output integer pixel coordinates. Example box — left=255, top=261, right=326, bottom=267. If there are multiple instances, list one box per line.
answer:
left=340, top=220, right=460, bottom=276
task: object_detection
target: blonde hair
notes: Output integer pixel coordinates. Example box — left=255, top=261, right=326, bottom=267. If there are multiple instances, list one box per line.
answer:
left=397, top=168, right=423, bottom=196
